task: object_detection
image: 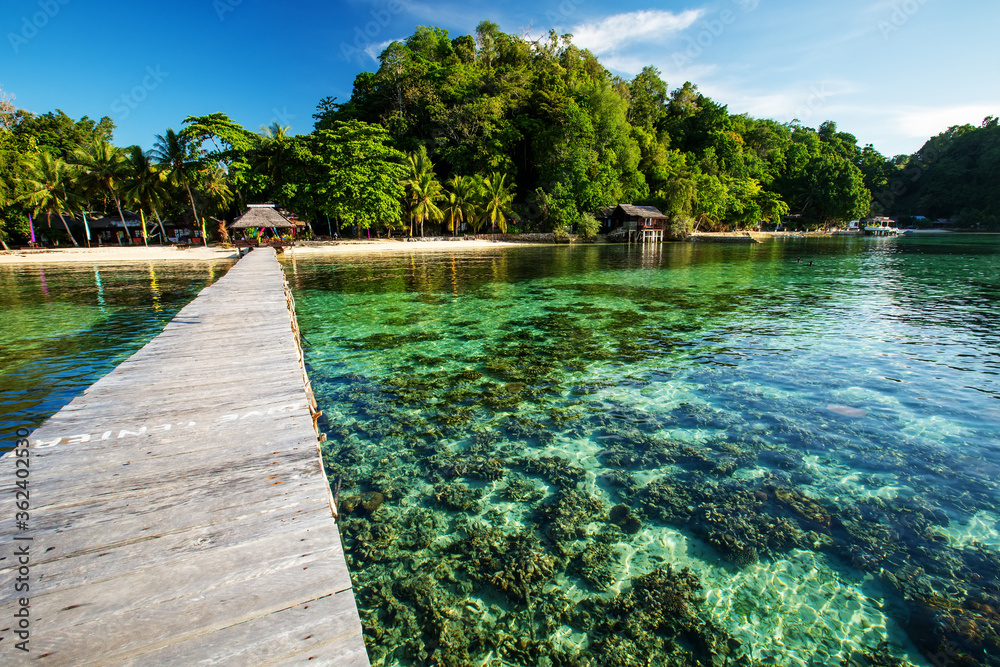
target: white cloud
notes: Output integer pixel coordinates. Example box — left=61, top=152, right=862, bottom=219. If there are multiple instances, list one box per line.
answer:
left=364, top=39, right=397, bottom=61
left=570, top=9, right=705, bottom=56
left=892, top=104, right=998, bottom=138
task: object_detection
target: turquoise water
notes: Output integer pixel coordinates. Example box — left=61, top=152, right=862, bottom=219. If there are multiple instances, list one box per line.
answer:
left=286, top=236, right=1000, bottom=667
left=0, top=261, right=233, bottom=452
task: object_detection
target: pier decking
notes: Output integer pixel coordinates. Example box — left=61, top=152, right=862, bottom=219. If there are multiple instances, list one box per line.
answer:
left=0, top=248, right=369, bottom=665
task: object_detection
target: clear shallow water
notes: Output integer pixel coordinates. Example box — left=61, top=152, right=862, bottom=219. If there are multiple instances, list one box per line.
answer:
left=0, top=261, right=233, bottom=452
left=283, top=236, right=1000, bottom=667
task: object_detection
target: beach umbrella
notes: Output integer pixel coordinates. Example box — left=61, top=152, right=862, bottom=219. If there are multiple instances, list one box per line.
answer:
left=28, top=212, right=36, bottom=244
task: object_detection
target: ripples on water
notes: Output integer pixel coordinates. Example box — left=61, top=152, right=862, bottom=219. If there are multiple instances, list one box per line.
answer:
left=293, top=236, right=993, bottom=666
left=0, top=261, right=233, bottom=451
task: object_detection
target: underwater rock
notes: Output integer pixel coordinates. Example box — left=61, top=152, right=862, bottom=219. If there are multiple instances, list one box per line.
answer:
left=588, top=565, right=747, bottom=666
left=609, top=504, right=643, bottom=535
left=433, top=481, right=483, bottom=513
left=537, top=488, right=604, bottom=548
left=840, top=641, right=917, bottom=666
left=500, top=475, right=545, bottom=503
left=451, top=523, right=554, bottom=603
left=774, top=486, right=833, bottom=528
left=572, top=542, right=619, bottom=591
left=519, top=455, right=586, bottom=490
left=340, top=491, right=385, bottom=517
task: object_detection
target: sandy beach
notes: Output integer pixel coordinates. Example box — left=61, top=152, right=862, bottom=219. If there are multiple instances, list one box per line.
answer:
left=0, top=245, right=239, bottom=264
left=0, top=239, right=530, bottom=264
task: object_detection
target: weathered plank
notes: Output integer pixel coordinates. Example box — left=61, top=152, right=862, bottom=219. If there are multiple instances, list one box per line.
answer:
left=0, top=248, right=368, bottom=665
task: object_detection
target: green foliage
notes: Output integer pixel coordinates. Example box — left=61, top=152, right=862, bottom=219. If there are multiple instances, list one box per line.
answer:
left=12, top=109, right=114, bottom=160
left=307, top=120, right=406, bottom=232
left=7, top=23, right=995, bottom=242
left=577, top=212, right=600, bottom=239
left=889, top=117, right=1000, bottom=223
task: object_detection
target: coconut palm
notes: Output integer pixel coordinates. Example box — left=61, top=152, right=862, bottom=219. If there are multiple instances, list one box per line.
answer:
left=402, top=146, right=437, bottom=236
left=479, top=171, right=517, bottom=234
left=442, top=175, right=480, bottom=236
left=18, top=152, right=81, bottom=246
left=253, top=123, right=294, bottom=194
left=123, top=146, right=170, bottom=244
left=150, top=128, right=206, bottom=246
left=408, top=171, right=444, bottom=237
left=194, top=166, right=235, bottom=243
left=74, top=139, right=132, bottom=243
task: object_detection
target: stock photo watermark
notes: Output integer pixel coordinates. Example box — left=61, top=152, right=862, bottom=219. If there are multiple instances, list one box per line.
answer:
left=671, top=0, right=759, bottom=72
left=110, top=65, right=169, bottom=121
left=794, top=82, right=833, bottom=123
left=269, top=106, right=295, bottom=130
left=871, top=132, right=954, bottom=215
left=214, top=0, right=242, bottom=21
left=878, top=0, right=930, bottom=39
left=7, top=0, right=70, bottom=54
left=9, top=428, right=32, bottom=653
left=542, top=0, right=586, bottom=27
left=340, top=0, right=408, bottom=63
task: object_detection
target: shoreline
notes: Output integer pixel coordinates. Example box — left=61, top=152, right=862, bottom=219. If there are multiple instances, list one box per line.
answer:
left=0, top=245, right=239, bottom=264
left=1, top=230, right=984, bottom=264
left=0, top=239, right=525, bottom=264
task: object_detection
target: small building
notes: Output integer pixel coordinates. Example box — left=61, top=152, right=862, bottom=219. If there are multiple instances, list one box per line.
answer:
left=602, top=204, right=668, bottom=242
left=88, top=210, right=193, bottom=245
left=230, top=204, right=299, bottom=250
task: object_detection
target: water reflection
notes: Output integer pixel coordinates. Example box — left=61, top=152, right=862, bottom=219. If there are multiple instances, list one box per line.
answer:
left=0, top=260, right=234, bottom=450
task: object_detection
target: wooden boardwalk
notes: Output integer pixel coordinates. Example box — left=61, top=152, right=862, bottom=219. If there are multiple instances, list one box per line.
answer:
left=0, top=248, right=369, bottom=665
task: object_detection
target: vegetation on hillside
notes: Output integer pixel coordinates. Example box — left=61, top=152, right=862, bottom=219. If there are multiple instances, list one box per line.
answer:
left=1, top=23, right=997, bottom=246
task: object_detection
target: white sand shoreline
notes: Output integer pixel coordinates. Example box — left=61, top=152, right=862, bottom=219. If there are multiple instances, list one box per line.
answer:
left=0, top=246, right=239, bottom=264
left=0, top=240, right=530, bottom=264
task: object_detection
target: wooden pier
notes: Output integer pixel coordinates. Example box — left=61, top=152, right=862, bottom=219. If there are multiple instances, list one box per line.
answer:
left=0, top=248, right=369, bottom=665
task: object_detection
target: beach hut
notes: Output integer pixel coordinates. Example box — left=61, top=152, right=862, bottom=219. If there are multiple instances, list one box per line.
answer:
left=603, top=204, right=668, bottom=242
left=230, top=204, right=297, bottom=252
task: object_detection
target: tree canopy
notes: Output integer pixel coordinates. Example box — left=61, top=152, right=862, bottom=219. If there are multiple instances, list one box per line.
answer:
left=1, top=26, right=997, bottom=247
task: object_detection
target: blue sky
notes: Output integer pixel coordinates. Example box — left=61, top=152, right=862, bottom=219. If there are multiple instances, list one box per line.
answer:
left=2, top=0, right=997, bottom=157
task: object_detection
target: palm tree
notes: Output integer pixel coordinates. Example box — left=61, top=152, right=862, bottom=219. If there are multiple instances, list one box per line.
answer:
left=150, top=129, right=206, bottom=246
left=18, top=152, right=80, bottom=246
left=408, top=171, right=444, bottom=237
left=195, top=166, right=234, bottom=243
left=402, top=146, right=437, bottom=236
left=480, top=172, right=517, bottom=234
left=253, top=123, right=294, bottom=196
left=74, top=139, right=131, bottom=243
left=123, top=146, right=169, bottom=245
left=442, top=175, right=480, bottom=236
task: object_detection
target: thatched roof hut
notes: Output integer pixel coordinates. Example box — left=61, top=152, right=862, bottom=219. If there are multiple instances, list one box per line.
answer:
left=230, top=204, right=295, bottom=229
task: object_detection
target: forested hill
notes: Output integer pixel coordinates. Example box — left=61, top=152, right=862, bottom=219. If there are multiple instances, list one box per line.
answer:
left=317, top=21, right=889, bottom=231
left=2, top=21, right=996, bottom=246
left=885, top=118, right=1000, bottom=228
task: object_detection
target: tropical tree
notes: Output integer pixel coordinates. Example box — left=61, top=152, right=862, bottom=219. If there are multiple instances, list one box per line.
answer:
left=402, top=146, right=437, bottom=236
left=253, top=122, right=295, bottom=201
left=195, top=166, right=235, bottom=243
left=18, top=151, right=80, bottom=246
left=150, top=128, right=206, bottom=246
left=74, top=138, right=131, bottom=243
left=182, top=113, right=261, bottom=205
left=122, top=146, right=169, bottom=243
left=442, top=175, right=479, bottom=236
left=307, top=120, right=405, bottom=235
left=407, top=171, right=444, bottom=237
left=479, top=171, right=517, bottom=233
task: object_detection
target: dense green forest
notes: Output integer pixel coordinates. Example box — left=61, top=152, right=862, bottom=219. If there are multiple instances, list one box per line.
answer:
left=1, top=22, right=997, bottom=247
